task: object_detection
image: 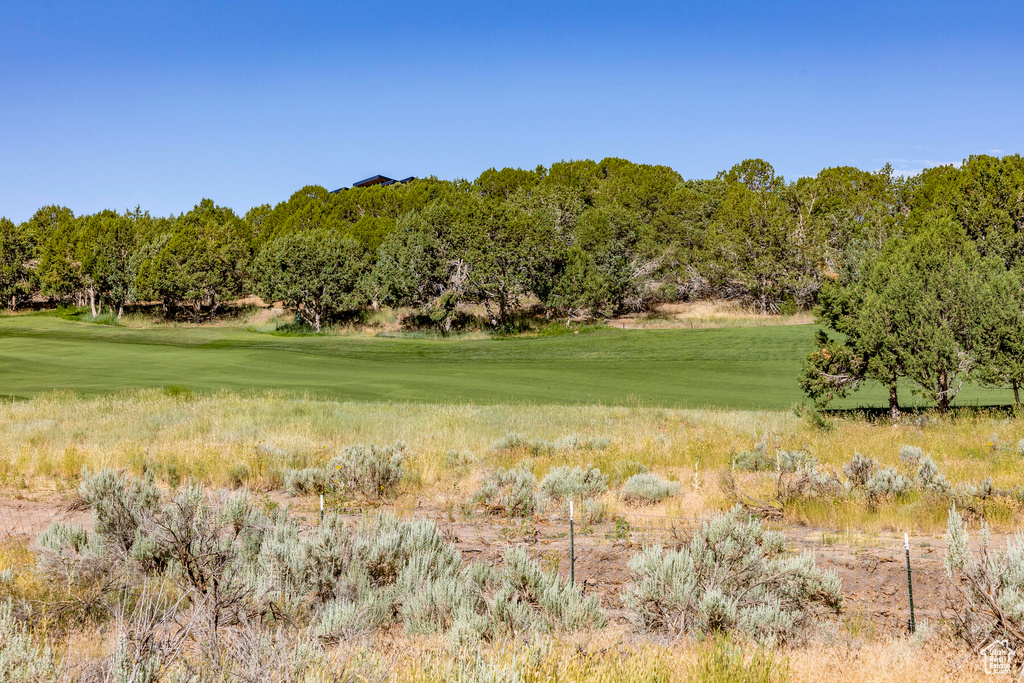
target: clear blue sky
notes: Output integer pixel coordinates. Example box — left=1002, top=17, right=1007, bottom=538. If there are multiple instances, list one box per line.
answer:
left=2, top=1, right=1021, bottom=222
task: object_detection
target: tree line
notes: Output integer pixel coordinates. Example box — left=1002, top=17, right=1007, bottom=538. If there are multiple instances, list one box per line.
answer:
left=799, top=155, right=1024, bottom=413
left=1, top=155, right=1023, bottom=385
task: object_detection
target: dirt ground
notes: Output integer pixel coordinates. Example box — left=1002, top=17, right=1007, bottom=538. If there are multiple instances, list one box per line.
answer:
left=0, top=494, right=962, bottom=638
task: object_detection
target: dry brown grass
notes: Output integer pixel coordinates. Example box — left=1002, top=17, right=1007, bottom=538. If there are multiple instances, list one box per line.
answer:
left=612, top=300, right=815, bottom=329
left=1, top=390, right=1023, bottom=532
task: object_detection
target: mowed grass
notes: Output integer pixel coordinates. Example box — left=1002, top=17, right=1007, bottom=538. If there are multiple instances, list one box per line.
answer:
left=0, top=314, right=1014, bottom=409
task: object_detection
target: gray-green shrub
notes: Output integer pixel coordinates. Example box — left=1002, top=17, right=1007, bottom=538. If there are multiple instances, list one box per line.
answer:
left=330, top=441, right=406, bottom=499
left=945, top=505, right=1024, bottom=657
left=78, top=467, right=161, bottom=554
left=619, top=472, right=680, bottom=505
left=539, top=465, right=608, bottom=501
left=916, top=456, right=952, bottom=495
left=0, top=599, right=57, bottom=681
left=282, top=441, right=406, bottom=499
left=471, top=467, right=538, bottom=516
left=623, top=507, right=842, bottom=644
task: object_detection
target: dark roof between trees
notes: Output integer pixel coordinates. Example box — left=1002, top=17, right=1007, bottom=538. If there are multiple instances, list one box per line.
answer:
left=330, top=175, right=416, bottom=193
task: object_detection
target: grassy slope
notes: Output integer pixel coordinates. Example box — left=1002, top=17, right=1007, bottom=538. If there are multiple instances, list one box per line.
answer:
left=0, top=314, right=1012, bottom=409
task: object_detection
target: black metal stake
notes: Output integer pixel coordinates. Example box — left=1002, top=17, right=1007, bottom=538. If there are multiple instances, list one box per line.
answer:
left=569, top=500, right=576, bottom=586
left=905, top=533, right=916, bottom=633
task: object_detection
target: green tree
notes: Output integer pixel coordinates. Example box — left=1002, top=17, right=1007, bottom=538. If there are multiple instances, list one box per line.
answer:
left=75, top=209, right=141, bottom=317
left=252, top=229, right=369, bottom=331
left=136, top=199, right=250, bottom=320
left=458, top=196, right=553, bottom=329
left=35, top=207, right=82, bottom=304
left=371, top=202, right=469, bottom=332
left=0, top=218, right=35, bottom=309
left=975, top=266, right=1024, bottom=405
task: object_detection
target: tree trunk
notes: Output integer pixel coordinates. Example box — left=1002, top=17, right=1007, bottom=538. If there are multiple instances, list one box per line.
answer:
left=937, top=371, right=950, bottom=413
left=117, top=305, right=124, bottom=320
left=1014, top=382, right=1021, bottom=407
left=888, top=386, right=901, bottom=421
left=89, top=289, right=98, bottom=317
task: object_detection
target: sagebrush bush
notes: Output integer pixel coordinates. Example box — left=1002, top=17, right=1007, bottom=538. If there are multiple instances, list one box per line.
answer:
left=281, top=441, right=406, bottom=499
left=619, top=472, right=680, bottom=505
left=330, top=441, right=406, bottom=499
left=42, top=471, right=606, bottom=658
left=623, top=507, right=842, bottom=644
left=899, top=445, right=923, bottom=465
left=487, top=546, right=606, bottom=636
left=0, top=599, right=57, bottom=681
left=471, top=467, right=538, bottom=516
left=864, top=466, right=912, bottom=501
left=491, top=432, right=609, bottom=455
left=734, top=443, right=813, bottom=474
left=916, top=456, right=953, bottom=495
left=78, top=467, right=162, bottom=555
left=283, top=467, right=330, bottom=496
left=842, top=452, right=876, bottom=488
left=539, top=465, right=608, bottom=501
left=945, top=505, right=1024, bottom=660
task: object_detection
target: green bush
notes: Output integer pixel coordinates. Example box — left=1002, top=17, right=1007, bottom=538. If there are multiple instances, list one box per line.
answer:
left=228, top=462, right=252, bottom=488
left=539, top=465, right=608, bottom=501
left=623, top=507, right=842, bottom=644
left=619, top=473, right=680, bottom=505
left=613, top=459, right=648, bottom=485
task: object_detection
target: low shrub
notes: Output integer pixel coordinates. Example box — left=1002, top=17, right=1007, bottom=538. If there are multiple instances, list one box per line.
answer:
left=486, top=546, right=606, bottom=636
left=620, top=473, right=680, bottom=505
left=623, top=507, right=842, bottom=644
left=945, top=505, right=1024, bottom=660
left=539, top=465, right=608, bottom=501
left=491, top=432, right=609, bottom=455
left=228, top=462, right=252, bottom=488
left=330, top=442, right=406, bottom=499
left=864, top=466, right=912, bottom=501
left=281, top=441, right=406, bottom=499
left=0, top=599, right=57, bottom=680
left=916, top=456, right=953, bottom=496
left=581, top=498, right=609, bottom=525
left=283, top=467, right=330, bottom=496
left=471, top=467, right=538, bottom=516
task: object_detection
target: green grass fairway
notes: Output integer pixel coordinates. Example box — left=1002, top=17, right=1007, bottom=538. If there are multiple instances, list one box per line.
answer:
left=0, top=315, right=1013, bottom=409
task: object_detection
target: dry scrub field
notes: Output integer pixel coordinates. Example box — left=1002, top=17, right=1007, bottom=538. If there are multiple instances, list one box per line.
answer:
left=1, top=391, right=1022, bottom=680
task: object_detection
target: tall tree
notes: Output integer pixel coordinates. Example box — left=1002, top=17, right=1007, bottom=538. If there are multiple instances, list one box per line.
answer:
left=253, top=229, right=368, bottom=331
left=0, top=218, right=35, bottom=310
left=860, top=217, right=991, bottom=411
left=136, top=200, right=250, bottom=321
left=975, top=266, right=1024, bottom=405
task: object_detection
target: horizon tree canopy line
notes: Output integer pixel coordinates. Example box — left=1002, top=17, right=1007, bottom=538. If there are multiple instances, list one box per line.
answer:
left=3, top=154, right=1024, bottom=411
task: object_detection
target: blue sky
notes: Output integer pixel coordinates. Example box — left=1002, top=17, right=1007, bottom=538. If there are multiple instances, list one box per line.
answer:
left=2, top=1, right=1022, bottom=222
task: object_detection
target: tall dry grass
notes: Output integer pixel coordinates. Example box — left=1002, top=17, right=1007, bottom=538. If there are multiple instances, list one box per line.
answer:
left=1, top=390, right=1023, bottom=531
